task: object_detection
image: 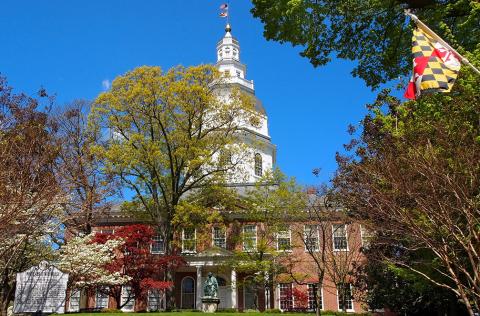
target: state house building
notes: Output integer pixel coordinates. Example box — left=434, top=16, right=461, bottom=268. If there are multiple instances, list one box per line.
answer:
left=66, top=25, right=368, bottom=314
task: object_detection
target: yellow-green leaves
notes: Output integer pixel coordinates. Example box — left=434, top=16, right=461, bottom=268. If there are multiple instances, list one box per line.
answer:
left=90, top=65, right=260, bottom=245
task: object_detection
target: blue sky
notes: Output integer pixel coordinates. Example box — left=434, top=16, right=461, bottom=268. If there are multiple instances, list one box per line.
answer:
left=0, top=0, right=379, bottom=186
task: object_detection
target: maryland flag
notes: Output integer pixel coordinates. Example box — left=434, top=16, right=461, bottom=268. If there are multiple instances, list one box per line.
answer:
left=404, top=28, right=461, bottom=99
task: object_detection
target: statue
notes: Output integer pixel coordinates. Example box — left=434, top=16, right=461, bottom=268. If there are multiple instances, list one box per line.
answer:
left=203, top=272, right=219, bottom=298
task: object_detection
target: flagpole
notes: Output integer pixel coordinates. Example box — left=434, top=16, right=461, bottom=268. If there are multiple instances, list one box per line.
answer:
left=227, top=0, right=230, bottom=26
left=405, top=10, right=480, bottom=75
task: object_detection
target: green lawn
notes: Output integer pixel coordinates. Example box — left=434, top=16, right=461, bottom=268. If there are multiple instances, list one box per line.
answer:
left=71, top=313, right=367, bottom=316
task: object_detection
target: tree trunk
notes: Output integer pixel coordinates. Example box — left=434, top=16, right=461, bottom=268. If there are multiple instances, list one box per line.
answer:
left=165, top=227, right=176, bottom=310
left=0, top=300, right=8, bottom=316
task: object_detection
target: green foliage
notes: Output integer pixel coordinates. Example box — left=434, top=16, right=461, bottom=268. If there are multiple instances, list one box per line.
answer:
left=251, top=0, right=480, bottom=88
left=354, top=259, right=467, bottom=314
left=89, top=65, right=259, bottom=253
left=228, top=169, right=307, bottom=286
left=333, top=50, right=480, bottom=311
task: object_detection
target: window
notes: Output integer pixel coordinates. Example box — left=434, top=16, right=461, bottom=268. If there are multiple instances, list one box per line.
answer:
left=181, top=277, right=195, bottom=309
left=148, top=289, right=164, bottom=311
left=236, top=70, right=241, bottom=77
left=277, top=228, right=291, bottom=251
left=308, top=284, right=322, bottom=311
left=212, top=226, right=226, bottom=249
left=182, top=228, right=196, bottom=253
left=337, top=283, right=354, bottom=311
left=151, top=235, right=165, bottom=254
left=304, top=225, right=319, bottom=251
left=279, top=283, right=293, bottom=311
left=333, top=224, right=348, bottom=251
left=219, top=150, right=232, bottom=167
left=254, top=153, right=262, bottom=177
left=95, top=287, right=109, bottom=309
left=360, top=225, right=372, bottom=248
left=121, top=286, right=134, bottom=312
left=243, top=225, right=257, bottom=251
left=69, top=289, right=81, bottom=312
left=217, top=277, right=227, bottom=286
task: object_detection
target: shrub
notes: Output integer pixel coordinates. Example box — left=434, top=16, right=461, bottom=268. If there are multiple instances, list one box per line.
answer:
left=217, top=308, right=238, bottom=313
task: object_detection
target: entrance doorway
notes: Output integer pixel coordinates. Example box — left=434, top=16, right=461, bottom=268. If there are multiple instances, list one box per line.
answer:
left=181, top=277, right=195, bottom=309
left=243, top=277, right=257, bottom=310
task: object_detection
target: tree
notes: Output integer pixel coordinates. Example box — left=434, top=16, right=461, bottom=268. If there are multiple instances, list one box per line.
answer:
left=93, top=224, right=184, bottom=309
left=352, top=255, right=468, bottom=314
left=284, top=188, right=364, bottom=314
left=0, top=77, right=63, bottom=316
left=228, top=169, right=307, bottom=311
left=56, top=100, right=119, bottom=235
left=58, top=233, right=130, bottom=290
left=89, top=65, right=260, bottom=308
left=332, top=60, right=480, bottom=314
left=251, top=0, right=480, bottom=88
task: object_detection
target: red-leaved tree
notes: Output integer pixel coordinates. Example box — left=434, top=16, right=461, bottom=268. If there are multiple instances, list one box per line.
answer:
left=94, top=224, right=184, bottom=309
left=292, top=287, right=309, bottom=309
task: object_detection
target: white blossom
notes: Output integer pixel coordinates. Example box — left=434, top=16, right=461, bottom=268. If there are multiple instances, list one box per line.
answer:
left=58, top=233, right=130, bottom=288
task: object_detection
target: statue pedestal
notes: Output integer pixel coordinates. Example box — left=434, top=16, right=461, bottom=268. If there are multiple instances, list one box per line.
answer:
left=201, top=297, right=220, bottom=313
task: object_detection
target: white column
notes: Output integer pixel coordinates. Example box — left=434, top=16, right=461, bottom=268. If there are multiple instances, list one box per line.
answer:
left=265, top=272, right=270, bottom=310
left=196, top=266, right=203, bottom=310
left=231, top=269, right=237, bottom=309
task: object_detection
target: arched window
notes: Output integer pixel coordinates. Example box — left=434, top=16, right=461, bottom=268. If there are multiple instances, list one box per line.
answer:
left=254, top=153, right=262, bottom=177
left=181, top=277, right=195, bottom=309
left=217, top=277, right=227, bottom=287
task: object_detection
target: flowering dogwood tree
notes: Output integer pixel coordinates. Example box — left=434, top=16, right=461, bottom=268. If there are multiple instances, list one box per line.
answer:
left=58, top=233, right=130, bottom=289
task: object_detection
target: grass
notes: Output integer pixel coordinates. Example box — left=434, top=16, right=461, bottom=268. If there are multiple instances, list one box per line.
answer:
left=71, top=313, right=367, bottom=316
left=72, top=314, right=297, bottom=316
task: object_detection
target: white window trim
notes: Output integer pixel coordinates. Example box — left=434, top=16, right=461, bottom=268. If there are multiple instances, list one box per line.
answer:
left=147, top=289, right=165, bottom=311
left=307, top=283, right=324, bottom=311
left=212, top=226, right=227, bottom=248
left=304, top=225, right=320, bottom=252
left=336, top=283, right=354, bottom=312
left=332, top=224, right=349, bottom=252
left=95, top=287, right=109, bottom=309
left=254, top=153, right=263, bottom=177
left=68, top=289, right=81, bottom=312
left=180, top=276, right=196, bottom=309
left=276, top=228, right=292, bottom=252
left=278, top=283, right=294, bottom=311
left=360, top=224, right=372, bottom=248
left=121, top=285, right=135, bottom=312
left=243, top=224, right=257, bottom=252
left=150, top=235, right=165, bottom=254
left=182, top=229, right=196, bottom=253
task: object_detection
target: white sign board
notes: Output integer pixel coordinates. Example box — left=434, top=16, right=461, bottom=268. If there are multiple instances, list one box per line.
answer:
left=14, top=261, right=69, bottom=314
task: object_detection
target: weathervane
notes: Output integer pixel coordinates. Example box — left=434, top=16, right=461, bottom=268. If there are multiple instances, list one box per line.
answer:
left=219, top=2, right=230, bottom=26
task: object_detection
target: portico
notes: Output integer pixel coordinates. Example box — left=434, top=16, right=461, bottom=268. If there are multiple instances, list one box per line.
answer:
left=182, top=248, right=237, bottom=310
